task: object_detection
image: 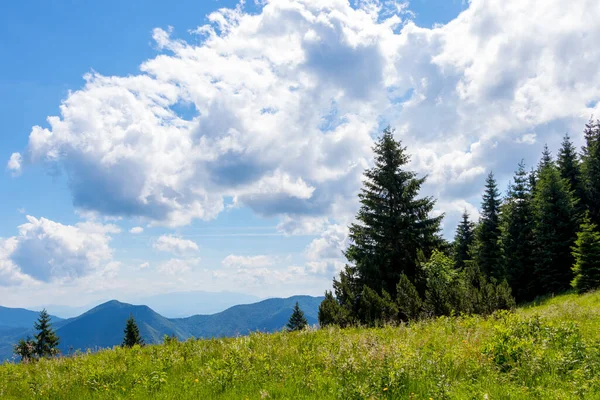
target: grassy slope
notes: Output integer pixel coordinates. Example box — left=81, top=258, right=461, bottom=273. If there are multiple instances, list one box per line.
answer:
left=1, top=291, right=600, bottom=399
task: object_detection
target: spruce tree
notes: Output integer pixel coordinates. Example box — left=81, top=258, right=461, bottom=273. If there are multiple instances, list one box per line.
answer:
left=472, top=172, right=504, bottom=280
left=122, top=315, right=144, bottom=347
left=558, top=133, right=585, bottom=217
left=571, top=213, right=600, bottom=293
left=581, top=119, right=600, bottom=226
left=501, top=161, right=536, bottom=302
left=33, top=309, right=59, bottom=358
left=287, top=302, right=308, bottom=331
left=533, top=163, right=578, bottom=295
left=538, top=144, right=553, bottom=172
left=344, top=127, right=443, bottom=300
left=453, top=211, right=475, bottom=270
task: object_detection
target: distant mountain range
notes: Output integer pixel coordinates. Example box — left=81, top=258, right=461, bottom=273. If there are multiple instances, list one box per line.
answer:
left=0, top=295, right=323, bottom=361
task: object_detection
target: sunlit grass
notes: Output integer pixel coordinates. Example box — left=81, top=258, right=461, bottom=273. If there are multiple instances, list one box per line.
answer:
left=2, top=291, right=600, bottom=399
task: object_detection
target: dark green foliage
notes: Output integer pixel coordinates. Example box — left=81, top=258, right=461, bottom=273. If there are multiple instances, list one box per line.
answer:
left=581, top=119, right=600, bottom=226
left=571, top=213, right=600, bottom=293
left=122, top=315, right=144, bottom=348
left=453, top=211, right=475, bottom=270
left=345, top=127, right=443, bottom=299
left=396, top=274, right=422, bottom=321
left=13, top=337, right=36, bottom=362
left=357, top=286, right=398, bottom=326
left=318, top=291, right=351, bottom=327
left=472, top=172, right=504, bottom=280
left=500, top=161, right=536, bottom=303
left=533, top=163, right=578, bottom=295
left=558, top=134, right=586, bottom=218
left=33, top=309, right=60, bottom=358
left=422, top=251, right=458, bottom=317
left=287, top=302, right=308, bottom=331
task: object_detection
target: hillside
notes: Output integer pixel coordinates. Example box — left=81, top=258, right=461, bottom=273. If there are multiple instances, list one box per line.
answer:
left=2, top=291, right=600, bottom=399
left=0, top=295, right=323, bottom=360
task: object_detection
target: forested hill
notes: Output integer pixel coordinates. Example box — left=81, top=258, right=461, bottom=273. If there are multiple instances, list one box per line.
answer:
left=0, top=295, right=323, bottom=361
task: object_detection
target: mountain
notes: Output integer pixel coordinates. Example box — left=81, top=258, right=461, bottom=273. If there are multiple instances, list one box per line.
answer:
left=176, top=295, right=323, bottom=337
left=0, top=306, right=63, bottom=329
left=131, top=291, right=261, bottom=317
left=0, top=295, right=324, bottom=361
left=0, top=307, right=64, bottom=362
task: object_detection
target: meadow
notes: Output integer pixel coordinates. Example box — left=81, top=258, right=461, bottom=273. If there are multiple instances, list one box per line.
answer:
left=1, top=291, right=600, bottom=399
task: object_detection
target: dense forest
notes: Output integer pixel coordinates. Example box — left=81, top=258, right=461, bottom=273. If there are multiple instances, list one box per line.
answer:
left=319, top=119, right=600, bottom=326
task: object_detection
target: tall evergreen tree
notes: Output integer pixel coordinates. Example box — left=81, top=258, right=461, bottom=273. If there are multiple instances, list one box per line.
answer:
left=472, top=172, right=504, bottom=280
left=538, top=144, right=553, bottom=172
left=122, top=315, right=144, bottom=348
left=533, top=163, right=578, bottom=295
left=287, top=302, right=308, bottom=331
left=33, top=309, right=60, bottom=358
left=581, top=119, right=600, bottom=226
left=343, top=127, right=443, bottom=299
left=453, top=211, right=475, bottom=270
left=571, top=213, right=600, bottom=293
left=501, top=161, right=536, bottom=302
left=558, top=134, right=585, bottom=217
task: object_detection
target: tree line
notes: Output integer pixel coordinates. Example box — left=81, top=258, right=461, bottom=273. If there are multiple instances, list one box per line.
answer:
left=319, top=120, right=600, bottom=327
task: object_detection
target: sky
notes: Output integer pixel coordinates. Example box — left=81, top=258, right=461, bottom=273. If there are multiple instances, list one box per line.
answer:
left=2, top=0, right=599, bottom=310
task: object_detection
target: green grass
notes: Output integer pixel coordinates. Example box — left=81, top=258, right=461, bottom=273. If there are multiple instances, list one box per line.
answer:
left=2, top=291, right=600, bottom=399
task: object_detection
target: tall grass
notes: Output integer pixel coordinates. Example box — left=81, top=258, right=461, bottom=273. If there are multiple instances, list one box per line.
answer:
left=2, top=291, right=600, bottom=399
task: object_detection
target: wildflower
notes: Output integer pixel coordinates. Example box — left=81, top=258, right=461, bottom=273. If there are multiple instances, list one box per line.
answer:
left=195, top=378, right=199, bottom=383
left=383, top=387, right=388, bottom=391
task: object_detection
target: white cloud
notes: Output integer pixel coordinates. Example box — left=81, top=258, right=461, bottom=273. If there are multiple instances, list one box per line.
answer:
left=139, top=262, right=150, bottom=269
left=221, top=254, right=275, bottom=269
left=7, top=153, right=22, bottom=175
left=303, top=224, right=348, bottom=276
left=9, top=0, right=600, bottom=238
left=158, top=258, right=200, bottom=275
left=0, top=216, right=120, bottom=285
left=153, top=234, right=199, bottom=255
left=129, top=226, right=144, bottom=234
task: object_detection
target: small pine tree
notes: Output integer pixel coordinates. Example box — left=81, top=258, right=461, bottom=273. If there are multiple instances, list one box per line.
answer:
left=33, top=309, right=60, bottom=358
left=122, top=315, right=144, bottom=347
left=13, top=337, right=36, bottom=362
left=453, top=210, right=475, bottom=270
left=287, top=302, right=308, bottom=331
left=473, top=172, right=504, bottom=280
left=396, top=274, right=423, bottom=321
left=571, top=214, right=600, bottom=293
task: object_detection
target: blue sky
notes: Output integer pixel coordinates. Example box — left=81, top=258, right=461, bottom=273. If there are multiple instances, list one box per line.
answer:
left=2, top=0, right=597, bottom=310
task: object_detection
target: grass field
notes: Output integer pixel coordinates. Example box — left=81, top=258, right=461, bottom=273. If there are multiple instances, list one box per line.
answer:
left=2, top=291, right=600, bottom=399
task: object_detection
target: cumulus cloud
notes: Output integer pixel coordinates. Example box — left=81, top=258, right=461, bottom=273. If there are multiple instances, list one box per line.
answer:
left=221, top=254, right=275, bottom=269
left=153, top=234, right=199, bottom=255
left=10, top=0, right=600, bottom=237
left=0, top=216, right=120, bottom=285
left=130, top=226, right=144, bottom=234
left=139, top=262, right=150, bottom=269
left=158, top=258, right=200, bottom=275
left=7, top=153, right=22, bottom=175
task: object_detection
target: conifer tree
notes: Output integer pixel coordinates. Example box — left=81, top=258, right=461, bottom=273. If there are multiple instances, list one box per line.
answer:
left=13, top=337, right=36, bottom=362
left=472, top=172, right=504, bottom=280
left=501, top=161, right=536, bottom=302
left=122, top=315, right=144, bottom=347
left=533, top=163, right=578, bottom=295
left=344, top=127, right=443, bottom=299
left=287, top=302, right=308, bottom=331
left=571, top=213, right=600, bottom=293
left=581, top=119, right=600, bottom=226
left=33, top=309, right=59, bottom=358
left=558, top=133, right=585, bottom=217
left=538, top=144, right=553, bottom=172
left=453, top=211, right=475, bottom=270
